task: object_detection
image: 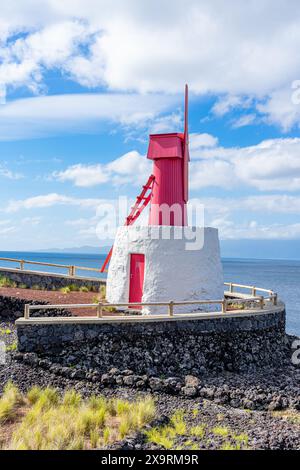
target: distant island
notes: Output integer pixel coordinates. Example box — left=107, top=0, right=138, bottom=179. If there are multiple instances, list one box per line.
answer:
left=38, top=245, right=111, bottom=255
left=37, top=239, right=300, bottom=260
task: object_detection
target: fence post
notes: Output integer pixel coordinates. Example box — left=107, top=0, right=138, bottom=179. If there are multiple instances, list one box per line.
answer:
left=97, top=304, right=103, bottom=318
left=20, top=260, right=24, bottom=271
left=251, top=286, right=256, bottom=296
left=273, top=293, right=278, bottom=306
left=222, top=299, right=227, bottom=313
left=168, top=301, right=174, bottom=317
left=259, top=296, right=264, bottom=309
left=68, top=266, right=75, bottom=277
left=229, top=283, right=233, bottom=293
left=24, top=305, right=30, bottom=319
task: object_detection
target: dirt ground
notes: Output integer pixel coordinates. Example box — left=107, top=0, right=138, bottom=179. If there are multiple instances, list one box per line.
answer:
left=0, top=286, right=114, bottom=316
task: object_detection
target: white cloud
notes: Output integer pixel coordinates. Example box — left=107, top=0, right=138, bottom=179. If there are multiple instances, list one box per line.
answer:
left=190, top=159, right=234, bottom=190
left=148, top=112, right=183, bottom=135
left=191, top=195, right=300, bottom=239
left=51, top=135, right=300, bottom=192
left=0, top=20, right=93, bottom=92
left=190, top=133, right=218, bottom=149
left=0, top=165, right=23, bottom=179
left=4, top=193, right=106, bottom=213
left=257, top=88, right=300, bottom=131
left=54, top=164, right=108, bottom=187
left=217, top=219, right=300, bottom=240
left=190, top=137, right=300, bottom=191
left=107, top=151, right=151, bottom=185
left=212, top=95, right=250, bottom=117
left=198, top=194, right=300, bottom=217
left=242, top=194, right=300, bottom=214
left=0, top=93, right=178, bottom=140
left=1, top=1, right=300, bottom=129
left=0, top=223, right=17, bottom=235
left=231, top=113, right=257, bottom=128
left=54, top=150, right=151, bottom=187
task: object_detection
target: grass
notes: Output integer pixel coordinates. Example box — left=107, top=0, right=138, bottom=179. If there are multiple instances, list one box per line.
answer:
left=271, top=409, right=300, bottom=424
left=0, top=328, right=12, bottom=335
left=60, top=287, right=71, bottom=294
left=6, top=341, right=17, bottom=352
left=0, top=382, right=22, bottom=424
left=0, top=384, right=155, bottom=450
left=190, top=424, right=206, bottom=439
left=0, top=276, right=17, bottom=288
left=79, top=286, right=89, bottom=293
left=227, top=302, right=245, bottom=311
left=212, top=426, right=229, bottom=437
left=220, top=442, right=242, bottom=450
left=145, top=410, right=186, bottom=449
left=0, top=274, right=102, bottom=294
left=145, top=408, right=250, bottom=451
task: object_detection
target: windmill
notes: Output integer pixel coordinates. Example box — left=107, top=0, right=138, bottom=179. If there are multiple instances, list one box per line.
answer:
left=105, top=85, right=223, bottom=312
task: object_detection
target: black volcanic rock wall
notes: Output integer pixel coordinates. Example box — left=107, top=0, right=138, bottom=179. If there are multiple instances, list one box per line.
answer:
left=17, top=308, right=287, bottom=375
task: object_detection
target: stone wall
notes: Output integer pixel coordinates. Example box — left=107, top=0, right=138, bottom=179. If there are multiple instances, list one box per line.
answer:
left=17, top=308, right=287, bottom=375
left=0, top=295, right=73, bottom=321
left=0, top=267, right=104, bottom=291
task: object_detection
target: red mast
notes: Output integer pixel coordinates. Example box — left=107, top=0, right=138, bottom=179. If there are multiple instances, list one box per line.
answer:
left=147, top=85, right=189, bottom=226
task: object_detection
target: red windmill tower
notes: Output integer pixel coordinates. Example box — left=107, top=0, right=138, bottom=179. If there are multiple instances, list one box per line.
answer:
left=147, top=84, right=189, bottom=226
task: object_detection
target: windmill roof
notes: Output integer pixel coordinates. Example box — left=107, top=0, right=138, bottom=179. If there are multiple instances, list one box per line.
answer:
left=147, top=133, right=184, bottom=160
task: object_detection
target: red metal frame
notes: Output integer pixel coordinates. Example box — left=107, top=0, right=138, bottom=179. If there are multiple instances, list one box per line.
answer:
left=100, top=174, right=155, bottom=272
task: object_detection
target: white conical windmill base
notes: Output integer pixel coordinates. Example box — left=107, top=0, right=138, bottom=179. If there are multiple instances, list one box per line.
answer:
left=106, top=225, right=224, bottom=315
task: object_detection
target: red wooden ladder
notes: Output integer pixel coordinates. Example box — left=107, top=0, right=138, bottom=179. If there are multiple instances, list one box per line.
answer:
left=100, top=174, right=155, bottom=272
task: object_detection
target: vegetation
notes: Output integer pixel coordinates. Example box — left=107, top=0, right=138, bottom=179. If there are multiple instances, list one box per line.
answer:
left=212, top=425, right=229, bottom=437
left=0, top=382, right=22, bottom=423
left=5, top=341, right=17, bottom=352
left=0, top=328, right=12, bottom=336
left=145, top=409, right=250, bottom=451
left=0, top=384, right=155, bottom=450
left=0, top=274, right=102, bottom=294
left=92, top=285, right=107, bottom=304
left=272, top=410, right=300, bottom=425
left=0, top=276, right=17, bottom=288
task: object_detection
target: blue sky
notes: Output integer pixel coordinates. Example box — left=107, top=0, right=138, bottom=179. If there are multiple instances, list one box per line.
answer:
left=1, top=0, right=300, bottom=253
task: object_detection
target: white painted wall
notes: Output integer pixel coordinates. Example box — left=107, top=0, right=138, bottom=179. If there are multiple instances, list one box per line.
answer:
left=106, top=226, right=224, bottom=314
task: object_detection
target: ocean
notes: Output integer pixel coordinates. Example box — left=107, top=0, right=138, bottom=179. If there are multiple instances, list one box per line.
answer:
left=0, top=251, right=299, bottom=336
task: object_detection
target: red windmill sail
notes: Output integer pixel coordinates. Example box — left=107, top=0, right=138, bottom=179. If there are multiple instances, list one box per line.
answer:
left=183, top=84, right=189, bottom=203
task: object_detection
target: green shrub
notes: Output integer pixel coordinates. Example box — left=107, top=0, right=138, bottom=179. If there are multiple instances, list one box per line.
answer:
left=0, top=276, right=17, bottom=288
left=100, top=285, right=106, bottom=299
left=212, top=426, right=229, bottom=437
left=59, top=287, right=71, bottom=294
left=79, top=286, right=89, bottom=293
left=6, top=341, right=17, bottom=352
left=68, top=284, right=80, bottom=292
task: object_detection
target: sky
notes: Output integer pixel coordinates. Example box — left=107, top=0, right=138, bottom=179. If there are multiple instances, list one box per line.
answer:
left=1, top=0, right=300, bottom=254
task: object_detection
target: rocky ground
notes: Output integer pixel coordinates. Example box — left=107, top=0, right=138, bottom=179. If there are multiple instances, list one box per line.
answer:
left=0, top=321, right=299, bottom=450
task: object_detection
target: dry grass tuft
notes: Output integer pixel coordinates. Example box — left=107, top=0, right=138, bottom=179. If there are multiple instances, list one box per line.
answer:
left=0, top=382, right=23, bottom=424
left=0, top=383, right=155, bottom=450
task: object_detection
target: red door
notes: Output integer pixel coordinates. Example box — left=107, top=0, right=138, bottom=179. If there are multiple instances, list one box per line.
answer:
left=129, top=254, right=145, bottom=306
